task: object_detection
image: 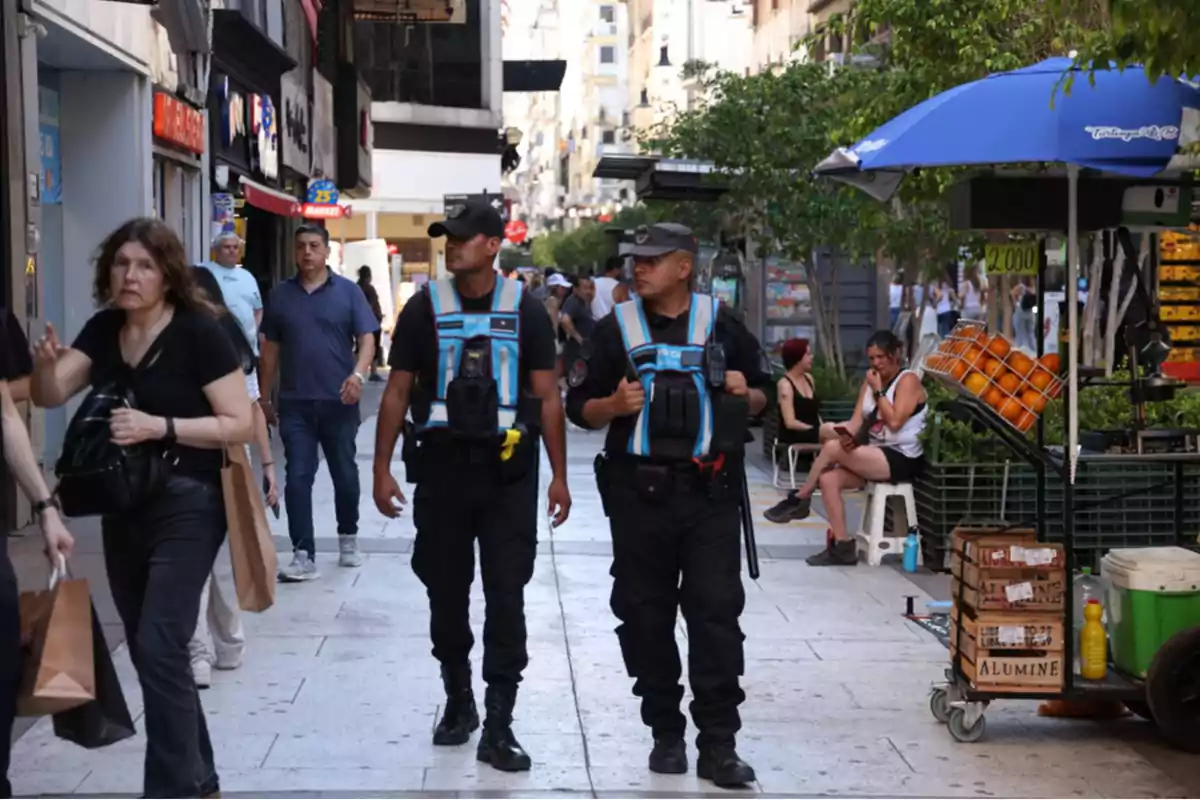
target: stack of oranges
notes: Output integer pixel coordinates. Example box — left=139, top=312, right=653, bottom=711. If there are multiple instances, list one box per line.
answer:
left=924, top=321, right=1063, bottom=433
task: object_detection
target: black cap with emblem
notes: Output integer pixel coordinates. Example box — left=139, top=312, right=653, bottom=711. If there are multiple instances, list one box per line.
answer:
left=428, top=199, right=506, bottom=241
left=628, top=223, right=699, bottom=258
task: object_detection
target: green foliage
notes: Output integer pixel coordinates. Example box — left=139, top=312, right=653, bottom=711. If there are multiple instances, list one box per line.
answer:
left=1052, top=0, right=1200, bottom=83
left=810, top=358, right=862, bottom=402
left=524, top=204, right=711, bottom=273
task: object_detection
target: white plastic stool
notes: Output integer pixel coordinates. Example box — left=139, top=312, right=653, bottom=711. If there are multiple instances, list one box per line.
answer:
left=771, top=440, right=822, bottom=489
left=853, top=482, right=921, bottom=567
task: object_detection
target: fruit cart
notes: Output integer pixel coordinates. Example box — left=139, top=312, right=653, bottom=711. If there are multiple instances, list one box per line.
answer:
left=923, top=274, right=1200, bottom=752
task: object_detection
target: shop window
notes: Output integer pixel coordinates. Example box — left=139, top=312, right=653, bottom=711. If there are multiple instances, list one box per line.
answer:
left=600, top=46, right=615, bottom=64
left=601, top=130, right=616, bottom=145
left=600, top=5, right=614, bottom=22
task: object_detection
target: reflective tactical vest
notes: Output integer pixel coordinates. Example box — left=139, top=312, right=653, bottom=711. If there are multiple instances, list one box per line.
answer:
left=420, top=275, right=523, bottom=435
left=614, top=294, right=719, bottom=459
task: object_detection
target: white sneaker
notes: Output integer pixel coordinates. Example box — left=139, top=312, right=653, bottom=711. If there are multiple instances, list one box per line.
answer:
left=278, top=551, right=319, bottom=582
left=214, top=648, right=244, bottom=671
left=192, top=659, right=212, bottom=689
left=338, top=535, right=364, bottom=568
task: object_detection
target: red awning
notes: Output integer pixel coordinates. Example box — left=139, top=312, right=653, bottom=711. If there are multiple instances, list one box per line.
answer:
left=240, top=177, right=301, bottom=217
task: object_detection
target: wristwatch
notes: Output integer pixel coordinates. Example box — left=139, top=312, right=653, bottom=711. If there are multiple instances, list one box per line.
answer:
left=163, top=417, right=177, bottom=446
left=32, top=497, right=59, bottom=517
left=353, top=371, right=365, bottom=384
left=874, top=389, right=886, bottom=399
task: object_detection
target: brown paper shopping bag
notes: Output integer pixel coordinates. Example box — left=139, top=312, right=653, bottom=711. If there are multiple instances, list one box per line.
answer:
left=16, top=560, right=95, bottom=717
left=221, top=444, right=277, bottom=613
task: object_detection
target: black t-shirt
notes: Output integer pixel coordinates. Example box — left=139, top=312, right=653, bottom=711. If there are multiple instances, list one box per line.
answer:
left=565, top=301, right=771, bottom=456
left=388, top=282, right=558, bottom=427
left=72, top=307, right=241, bottom=479
left=560, top=294, right=596, bottom=342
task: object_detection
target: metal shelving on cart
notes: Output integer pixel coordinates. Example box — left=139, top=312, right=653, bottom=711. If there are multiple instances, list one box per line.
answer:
left=923, top=317, right=1200, bottom=750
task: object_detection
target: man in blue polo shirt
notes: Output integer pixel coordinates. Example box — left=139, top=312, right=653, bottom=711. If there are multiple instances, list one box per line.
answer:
left=259, top=224, right=380, bottom=581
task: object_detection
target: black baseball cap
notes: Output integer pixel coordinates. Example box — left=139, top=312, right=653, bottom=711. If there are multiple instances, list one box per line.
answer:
left=428, top=199, right=506, bottom=240
left=628, top=223, right=699, bottom=258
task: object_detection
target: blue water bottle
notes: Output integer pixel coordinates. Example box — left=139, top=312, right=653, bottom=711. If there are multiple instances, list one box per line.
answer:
left=902, top=527, right=920, bottom=573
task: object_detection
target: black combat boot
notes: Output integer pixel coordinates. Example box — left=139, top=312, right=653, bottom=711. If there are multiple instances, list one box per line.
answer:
left=432, top=664, right=480, bottom=746
left=648, top=736, right=688, bottom=774
left=476, top=684, right=532, bottom=772
left=696, top=742, right=756, bottom=787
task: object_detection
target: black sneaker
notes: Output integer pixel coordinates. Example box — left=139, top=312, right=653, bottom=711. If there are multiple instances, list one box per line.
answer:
left=763, top=493, right=811, bottom=523
left=806, top=538, right=857, bottom=566
left=696, top=744, right=756, bottom=787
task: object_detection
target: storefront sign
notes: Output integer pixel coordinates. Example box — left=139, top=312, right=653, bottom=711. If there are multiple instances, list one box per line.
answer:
left=250, top=94, right=279, bottom=181
left=306, top=178, right=338, bottom=206
left=38, top=86, right=61, bottom=205
left=505, top=220, right=528, bottom=244
left=311, top=74, right=336, bottom=181
left=215, top=76, right=247, bottom=150
left=153, top=91, right=205, bottom=154
left=280, top=69, right=310, bottom=175
left=986, top=241, right=1040, bottom=275
left=301, top=203, right=348, bottom=219
left=212, top=192, right=236, bottom=237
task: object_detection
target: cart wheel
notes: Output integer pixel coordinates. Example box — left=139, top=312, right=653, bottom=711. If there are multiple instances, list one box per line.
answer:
left=1124, top=700, right=1155, bottom=722
left=1147, top=626, right=1200, bottom=754
left=930, top=688, right=951, bottom=723
left=947, top=708, right=987, bottom=743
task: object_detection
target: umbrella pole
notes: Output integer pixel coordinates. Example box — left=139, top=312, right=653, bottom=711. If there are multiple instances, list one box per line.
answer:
left=1066, top=164, right=1080, bottom=486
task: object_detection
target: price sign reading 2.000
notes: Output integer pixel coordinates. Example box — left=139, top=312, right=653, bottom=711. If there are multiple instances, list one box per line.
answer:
left=985, top=242, right=1040, bottom=276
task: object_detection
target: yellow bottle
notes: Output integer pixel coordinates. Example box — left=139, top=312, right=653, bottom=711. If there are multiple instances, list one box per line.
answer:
left=1080, top=599, right=1108, bottom=680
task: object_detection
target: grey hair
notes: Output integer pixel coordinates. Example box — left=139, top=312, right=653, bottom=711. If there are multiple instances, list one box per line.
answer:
left=211, top=231, right=241, bottom=248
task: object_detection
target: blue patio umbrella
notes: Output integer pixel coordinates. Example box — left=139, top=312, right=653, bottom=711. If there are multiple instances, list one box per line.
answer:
left=814, top=57, right=1200, bottom=482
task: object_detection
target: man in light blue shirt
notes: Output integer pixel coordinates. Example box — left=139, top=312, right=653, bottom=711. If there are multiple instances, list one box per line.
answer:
left=203, top=232, right=263, bottom=353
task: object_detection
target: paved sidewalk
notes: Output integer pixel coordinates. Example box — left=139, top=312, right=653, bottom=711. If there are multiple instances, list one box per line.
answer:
left=9, top=422, right=1195, bottom=797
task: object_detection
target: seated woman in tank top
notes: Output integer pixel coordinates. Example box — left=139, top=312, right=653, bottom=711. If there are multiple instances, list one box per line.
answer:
left=790, top=330, right=928, bottom=567
left=763, top=338, right=822, bottom=523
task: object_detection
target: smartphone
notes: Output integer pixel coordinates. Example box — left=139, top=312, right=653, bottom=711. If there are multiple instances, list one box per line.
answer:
left=834, top=425, right=851, bottom=438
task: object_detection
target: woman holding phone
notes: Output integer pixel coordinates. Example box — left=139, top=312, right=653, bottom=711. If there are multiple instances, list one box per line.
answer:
left=790, top=330, right=927, bottom=567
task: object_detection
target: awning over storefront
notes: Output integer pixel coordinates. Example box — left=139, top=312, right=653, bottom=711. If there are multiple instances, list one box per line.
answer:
left=503, top=60, right=567, bottom=93
left=240, top=176, right=301, bottom=217
left=593, top=155, right=728, bottom=202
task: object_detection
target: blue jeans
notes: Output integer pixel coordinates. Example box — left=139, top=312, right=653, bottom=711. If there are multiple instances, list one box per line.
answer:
left=279, top=399, right=361, bottom=558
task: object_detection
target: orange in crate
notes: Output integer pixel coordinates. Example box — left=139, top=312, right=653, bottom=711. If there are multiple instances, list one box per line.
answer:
left=1022, top=390, right=1048, bottom=413
left=1039, top=353, right=1061, bottom=374
left=983, top=385, right=1003, bottom=409
left=997, top=372, right=1021, bottom=395
left=986, top=335, right=1011, bottom=359
left=1016, top=411, right=1036, bottom=432
left=980, top=358, right=1005, bottom=379
left=964, top=344, right=984, bottom=366
left=950, top=360, right=969, bottom=381
left=1007, top=351, right=1035, bottom=377
left=964, top=372, right=989, bottom=396
left=1029, top=368, right=1054, bottom=392
left=998, top=397, right=1024, bottom=421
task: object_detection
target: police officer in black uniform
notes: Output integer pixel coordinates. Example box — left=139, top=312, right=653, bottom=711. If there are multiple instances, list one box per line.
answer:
left=373, top=198, right=572, bottom=772
left=565, top=223, right=768, bottom=787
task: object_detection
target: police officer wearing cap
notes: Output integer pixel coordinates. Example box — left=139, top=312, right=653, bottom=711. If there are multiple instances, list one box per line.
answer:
left=373, top=198, right=572, bottom=772
left=565, top=223, right=769, bottom=787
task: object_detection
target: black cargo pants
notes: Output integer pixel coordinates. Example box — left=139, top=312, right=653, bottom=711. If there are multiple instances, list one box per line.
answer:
left=411, top=459, right=539, bottom=688
left=1, top=550, right=20, bottom=800
left=604, top=461, right=747, bottom=747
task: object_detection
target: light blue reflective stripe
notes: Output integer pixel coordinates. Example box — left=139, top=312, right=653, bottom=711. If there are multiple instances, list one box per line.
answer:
left=494, top=275, right=522, bottom=312
left=431, top=278, right=460, bottom=316
left=692, top=373, right=712, bottom=457
left=614, top=300, right=644, bottom=351
left=688, top=293, right=717, bottom=346
left=630, top=375, right=653, bottom=456
left=425, top=402, right=516, bottom=431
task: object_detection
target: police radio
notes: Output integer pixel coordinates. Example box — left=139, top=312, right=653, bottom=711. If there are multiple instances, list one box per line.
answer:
left=705, top=340, right=727, bottom=389
left=706, top=339, right=748, bottom=456
left=445, top=336, right=499, bottom=439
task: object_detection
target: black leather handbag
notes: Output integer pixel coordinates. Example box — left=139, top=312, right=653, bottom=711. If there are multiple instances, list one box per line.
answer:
left=53, top=379, right=169, bottom=518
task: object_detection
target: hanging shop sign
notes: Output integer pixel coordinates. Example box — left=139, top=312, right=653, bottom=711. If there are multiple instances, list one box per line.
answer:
left=985, top=241, right=1040, bottom=275
left=153, top=91, right=205, bottom=154
left=212, top=192, right=236, bottom=238
left=505, top=220, right=528, bottom=244
left=38, top=85, right=61, bottom=205
left=215, top=76, right=247, bottom=150
left=280, top=69, right=310, bottom=175
left=301, top=178, right=347, bottom=219
left=250, top=94, right=279, bottom=181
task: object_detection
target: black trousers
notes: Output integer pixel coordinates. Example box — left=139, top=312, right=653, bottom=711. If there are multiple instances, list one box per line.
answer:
left=0, top=550, right=19, bottom=800
left=102, top=474, right=226, bottom=798
left=411, top=464, right=538, bottom=688
left=605, top=471, right=747, bottom=747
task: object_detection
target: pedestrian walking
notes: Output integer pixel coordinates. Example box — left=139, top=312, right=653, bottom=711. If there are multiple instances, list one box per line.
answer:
left=565, top=222, right=768, bottom=787
left=357, top=266, right=386, bottom=382
left=258, top=224, right=380, bottom=581
left=187, top=267, right=279, bottom=687
left=30, top=217, right=254, bottom=798
left=1, top=310, right=74, bottom=800
left=591, top=256, right=623, bottom=319
left=372, top=198, right=571, bottom=772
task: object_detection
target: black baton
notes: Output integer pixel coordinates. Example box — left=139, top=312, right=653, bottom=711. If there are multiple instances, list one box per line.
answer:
left=738, top=466, right=760, bottom=580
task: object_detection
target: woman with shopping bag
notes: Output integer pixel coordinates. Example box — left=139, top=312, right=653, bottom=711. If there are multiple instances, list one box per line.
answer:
left=0, top=309, right=75, bottom=799
left=29, top=218, right=254, bottom=799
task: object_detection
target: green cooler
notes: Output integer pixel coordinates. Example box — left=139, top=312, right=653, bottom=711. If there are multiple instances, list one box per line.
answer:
left=1102, top=546, right=1200, bottom=678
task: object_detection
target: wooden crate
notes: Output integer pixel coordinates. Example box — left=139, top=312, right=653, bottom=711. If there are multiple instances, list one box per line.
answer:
left=951, top=526, right=1037, bottom=565
left=950, top=609, right=1065, bottom=693
left=950, top=562, right=1066, bottom=612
